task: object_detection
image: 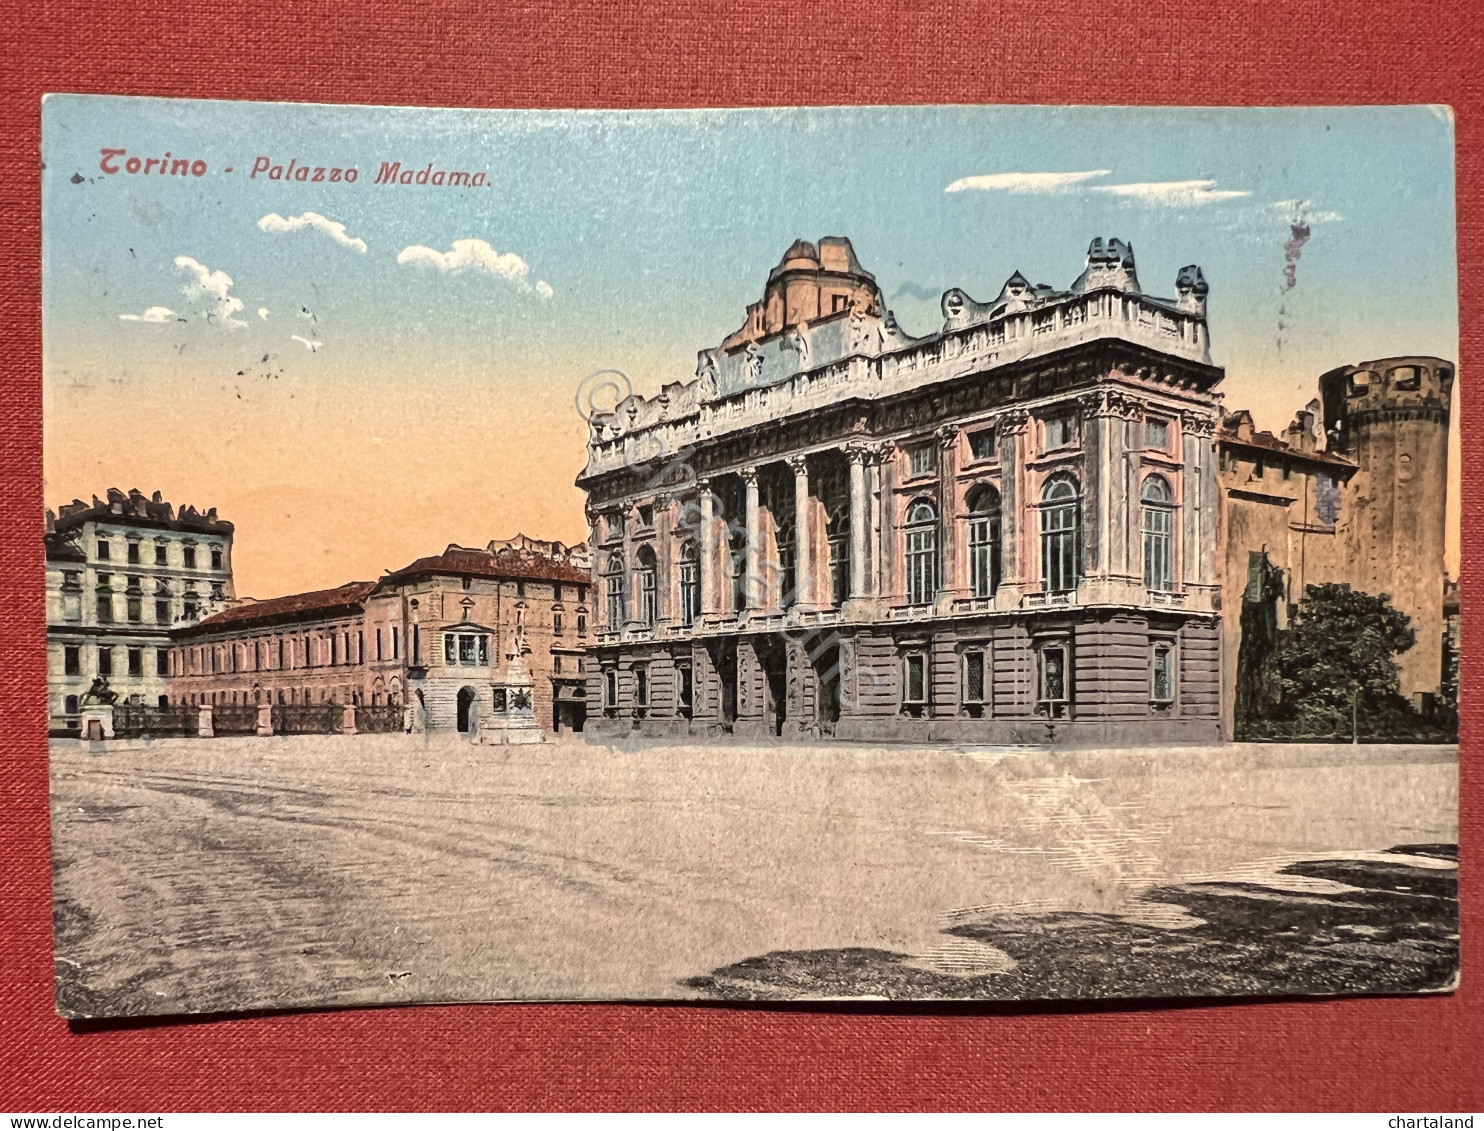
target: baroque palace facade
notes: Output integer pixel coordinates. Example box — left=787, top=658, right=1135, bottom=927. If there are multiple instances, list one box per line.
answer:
left=577, top=237, right=1225, bottom=743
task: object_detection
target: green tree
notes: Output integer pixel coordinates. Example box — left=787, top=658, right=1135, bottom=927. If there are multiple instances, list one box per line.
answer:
left=1275, top=583, right=1417, bottom=738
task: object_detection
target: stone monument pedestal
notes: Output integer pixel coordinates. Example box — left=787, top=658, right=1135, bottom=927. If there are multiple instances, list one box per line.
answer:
left=479, top=650, right=543, bottom=745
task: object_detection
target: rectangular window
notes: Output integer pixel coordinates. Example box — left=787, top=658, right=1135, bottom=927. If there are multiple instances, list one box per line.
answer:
left=903, top=653, right=926, bottom=705
left=98, top=646, right=113, bottom=677
left=607, top=512, right=625, bottom=541
left=155, top=599, right=170, bottom=624
left=967, top=427, right=996, bottom=461
left=444, top=634, right=457, bottom=664
left=1152, top=643, right=1174, bottom=702
left=908, top=443, right=935, bottom=478
left=96, top=540, right=110, bottom=561
left=127, top=597, right=142, bottom=623
left=459, top=634, right=476, bottom=664
left=603, top=668, right=618, bottom=711
left=127, top=648, right=142, bottom=677
left=95, top=593, right=113, bottom=623
left=634, top=665, right=648, bottom=708
left=126, top=542, right=140, bottom=564
left=477, top=635, right=489, bottom=665
left=1040, top=645, right=1068, bottom=702
left=392, top=626, right=400, bottom=659
left=553, top=584, right=563, bottom=603
left=963, top=650, right=985, bottom=704
left=376, top=627, right=384, bottom=661
left=155, top=649, right=170, bottom=677
left=1144, top=418, right=1169, bottom=451
left=1044, top=413, right=1076, bottom=451
left=64, top=646, right=80, bottom=676
left=183, top=546, right=197, bottom=569
left=968, top=514, right=1001, bottom=599
left=577, top=613, right=587, bottom=635
left=553, top=655, right=563, bottom=674
left=210, top=547, right=223, bottom=570
left=553, top=612, right=564, bottom=635
left=677, top=665, right=694, bottom=714
left=154, top=543, right=167, bottom=565
left=638, top=504, right=654, bottom=527
left=461, top=576, right=472, bottom=590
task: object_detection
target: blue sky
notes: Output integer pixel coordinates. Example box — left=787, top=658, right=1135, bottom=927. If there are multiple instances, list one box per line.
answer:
left=41, top=97, right=1458, bottom=596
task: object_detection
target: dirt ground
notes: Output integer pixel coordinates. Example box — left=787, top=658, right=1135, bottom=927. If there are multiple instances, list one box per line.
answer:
left=49, top=734, right=1458, bottom=1017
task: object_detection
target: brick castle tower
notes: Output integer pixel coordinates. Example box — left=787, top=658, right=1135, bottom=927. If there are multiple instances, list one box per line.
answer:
left=1318, top=354, right=1455, bottom=703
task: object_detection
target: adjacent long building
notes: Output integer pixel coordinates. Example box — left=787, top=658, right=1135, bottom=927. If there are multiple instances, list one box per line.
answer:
left=576, top=237, right=1225, bottom=744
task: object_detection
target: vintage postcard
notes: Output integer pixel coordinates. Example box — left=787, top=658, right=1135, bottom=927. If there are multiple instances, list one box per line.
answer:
left=42, top=97, right=1459, bottom=1017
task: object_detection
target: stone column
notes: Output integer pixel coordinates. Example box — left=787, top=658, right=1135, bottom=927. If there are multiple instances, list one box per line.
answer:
left=622, top=502, right=637, bottom=627
left=998, top=411, right=1028, bottom=589
left=197, top=702, right=214, bottom=738
left=846, top=444, right=868, bottom=600
left=255, top=702, right=273, bottom=736
left=875, top=443, right=897, bottom=602
left=742, top=467, right=760, bottom=611
left=655, top=492, right=674, bottom=623
left=936, top=425, right=961, bottom=603
left=788, top=455, right=812, bottom=609
left=697, top=479, right=716, bottom=617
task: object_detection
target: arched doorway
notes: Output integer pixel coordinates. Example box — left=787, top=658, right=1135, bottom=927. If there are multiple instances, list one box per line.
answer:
left=456, top=686, right=477, bottom=733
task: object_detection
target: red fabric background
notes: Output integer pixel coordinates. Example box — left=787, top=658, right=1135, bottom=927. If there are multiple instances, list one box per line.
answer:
left=1, top=0, right=1479, bottom=1112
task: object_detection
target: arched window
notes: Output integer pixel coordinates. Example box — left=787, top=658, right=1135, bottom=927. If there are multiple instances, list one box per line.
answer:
left=965, top=484, right=1002, bottom=599
left=1040, top=477, right=1080, bottom=593
left=1141, top=475, right=1175, bottom=592
left=636, top=545, right=658, bottom=627
left=904, top=499, right=939, bottom=606
left=604, top=553, right=626, bottom=630
left=678, top=540, right=700, bottom=627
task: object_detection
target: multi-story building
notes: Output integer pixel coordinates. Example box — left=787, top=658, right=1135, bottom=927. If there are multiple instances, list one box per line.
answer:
left=364, top=537, right=592, bottom=734
left=576, top=236, right=1225, bottom=744
left=1218, top=354, right=1456, bottom=727
left=160, top=536, right=592, bottom=735
left=45, top=488, right=234, bottom=733
left=168, top=581, right=376, bottom=708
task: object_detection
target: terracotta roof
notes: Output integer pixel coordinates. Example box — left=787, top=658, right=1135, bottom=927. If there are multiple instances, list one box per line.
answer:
left=376, top=547, right=590, bottom=590
left=179, top=581, right=374, bottom=634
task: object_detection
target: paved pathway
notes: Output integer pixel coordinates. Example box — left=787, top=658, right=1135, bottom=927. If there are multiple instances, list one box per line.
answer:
left=49, top=735, right=1458, bottom=1016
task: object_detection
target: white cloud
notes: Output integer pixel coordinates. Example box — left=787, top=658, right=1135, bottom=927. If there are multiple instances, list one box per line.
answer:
left=258, top=211, right=368, bottom=254
left=174, top=255, right=246, bottom=327
left=290, top=335, right=321, bottom=352
left=396, top=238, right=553, bottom=297
left=119, top=305, right=176, bottom=323
left=945, top=170, right=1111, bottom=194
left=257, top=307, right=270, bottom=320
left=1091, top=179, right=1251, bottom=206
